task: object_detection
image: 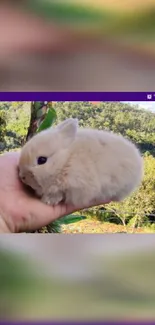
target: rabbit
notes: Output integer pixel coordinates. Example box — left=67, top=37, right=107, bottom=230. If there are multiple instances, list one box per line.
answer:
left=18, top=118, right=143, bottom=207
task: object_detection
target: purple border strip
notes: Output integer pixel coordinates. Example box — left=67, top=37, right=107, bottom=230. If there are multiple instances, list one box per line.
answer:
left=0, top=92, right=154, bottom=101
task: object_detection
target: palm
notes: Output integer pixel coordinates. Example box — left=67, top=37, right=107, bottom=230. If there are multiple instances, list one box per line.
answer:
left=0, top=152, right=75, bottom=232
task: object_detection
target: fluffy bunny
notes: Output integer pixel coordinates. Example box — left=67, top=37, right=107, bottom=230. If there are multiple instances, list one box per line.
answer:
left=18, top=118, right=143, bottom=207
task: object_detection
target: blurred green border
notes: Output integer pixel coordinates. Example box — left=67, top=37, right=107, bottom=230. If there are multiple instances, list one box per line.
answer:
left=21, top=0, right=116, bottom=33
left=21, top=0, right=155, bottom=41
left=24, top=0, right=107, bottom=24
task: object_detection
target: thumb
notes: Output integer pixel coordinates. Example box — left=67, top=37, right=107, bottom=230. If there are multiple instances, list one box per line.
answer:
left=18, top=197, right=74, bottom=232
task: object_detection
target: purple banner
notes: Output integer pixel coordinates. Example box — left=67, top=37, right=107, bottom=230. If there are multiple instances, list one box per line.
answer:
left=0, top=92, right=154, bottom=101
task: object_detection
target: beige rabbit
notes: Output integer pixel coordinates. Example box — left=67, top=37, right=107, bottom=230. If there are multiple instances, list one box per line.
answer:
left=18, top=118, right=143, bottom=207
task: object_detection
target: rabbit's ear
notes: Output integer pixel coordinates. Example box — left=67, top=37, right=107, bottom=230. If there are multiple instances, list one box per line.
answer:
left=57, top=118, right=78, bottom=131
left=57, top=118, right=78, bottom=140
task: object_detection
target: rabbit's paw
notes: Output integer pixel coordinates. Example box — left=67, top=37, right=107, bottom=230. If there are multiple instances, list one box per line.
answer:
left=41, top=192, right=63, bottom=206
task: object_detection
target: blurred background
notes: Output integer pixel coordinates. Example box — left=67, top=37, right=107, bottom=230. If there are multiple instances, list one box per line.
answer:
left=1, top=0, right=155, bottom=91
left=0, top=235, right=155, bottom=321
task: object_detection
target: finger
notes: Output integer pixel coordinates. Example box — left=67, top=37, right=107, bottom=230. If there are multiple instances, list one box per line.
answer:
left=0, top=151, right=21, bottom=167
left=17, top=197, right=70, bottom=232
left=17, top=194, right=112, bottom=232
left=0, top=151, right=22, bottom=189
left=23, top=197, right=112, bottom=232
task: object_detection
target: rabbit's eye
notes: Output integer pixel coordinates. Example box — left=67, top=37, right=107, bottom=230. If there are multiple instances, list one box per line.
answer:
left=37, top=156, right=47, bottom=165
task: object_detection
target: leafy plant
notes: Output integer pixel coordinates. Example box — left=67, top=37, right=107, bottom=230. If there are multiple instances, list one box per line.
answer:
left=37, top=105, right=57, bottom=132
left=0, top=110, right=7, bottom=150
left=59, top=214, right=86, bottom=225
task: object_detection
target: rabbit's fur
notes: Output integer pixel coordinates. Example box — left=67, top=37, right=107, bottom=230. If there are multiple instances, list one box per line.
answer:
left=19, top=118, right=143, bottom=207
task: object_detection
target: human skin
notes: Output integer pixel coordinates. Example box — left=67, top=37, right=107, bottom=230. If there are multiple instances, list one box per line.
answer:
left=0, top=152, right=111, bottom=233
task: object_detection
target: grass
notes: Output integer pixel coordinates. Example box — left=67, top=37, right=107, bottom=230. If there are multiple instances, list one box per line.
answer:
left=61, top=218, right=155, bottom=234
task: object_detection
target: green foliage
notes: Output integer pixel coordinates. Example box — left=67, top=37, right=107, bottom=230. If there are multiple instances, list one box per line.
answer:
left=4, top=102, right=30, bottom=150
left=36, top=220, right=62, bottom=234
left=0, top=110, right=6, bottom=144
left=37, top=106, right=57, bottom=132
left=107, top=155, right=155, bottom=230
left=26, top=101, right=48, bottom=141
left=83, top=207, right=122, bottom=224
left=59, top=214, right=87, bottom=225
left=6, top=106, right=30, bottom=138
left=43, top=215, right=86, bottom=232
left=0, top=102, right=11, bottom=111
left=54, top=101, right=155, bottom=156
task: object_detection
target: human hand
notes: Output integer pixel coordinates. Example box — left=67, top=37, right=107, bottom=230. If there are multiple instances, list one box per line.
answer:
left=0, top=152, right=111, bottom=233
